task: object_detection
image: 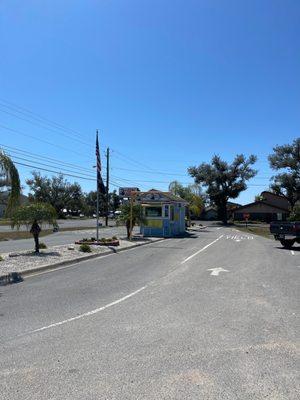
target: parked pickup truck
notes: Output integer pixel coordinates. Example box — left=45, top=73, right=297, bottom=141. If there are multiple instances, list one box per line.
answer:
left=270, top=221, right=300, bottom=249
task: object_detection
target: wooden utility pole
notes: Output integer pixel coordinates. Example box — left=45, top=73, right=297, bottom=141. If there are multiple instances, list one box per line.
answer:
left=129, top=194, right=133, bottom=241
left=105, top=147, right=110, bottom=227
left=96, top=130, right=99, bottom=241
left=129, top=191, right=138, bottom=241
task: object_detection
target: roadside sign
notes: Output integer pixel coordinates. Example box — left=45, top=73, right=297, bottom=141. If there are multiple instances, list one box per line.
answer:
left=243, top=213, right=250, bottom=228
left=119, top=187, right=140, bottom=197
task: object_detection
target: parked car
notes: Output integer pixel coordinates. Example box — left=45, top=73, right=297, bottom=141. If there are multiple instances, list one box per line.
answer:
left=270, top=221, right=300, bottom=248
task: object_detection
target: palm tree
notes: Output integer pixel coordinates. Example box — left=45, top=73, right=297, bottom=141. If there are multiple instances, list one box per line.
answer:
left=117, top=203, right=146, bottom=239
left=0, top=150, right=21, bottom=217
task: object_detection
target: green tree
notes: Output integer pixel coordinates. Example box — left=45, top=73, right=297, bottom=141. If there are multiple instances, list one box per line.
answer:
left=0, top=151, right=21, bottom=217
left=188, top=154, right=257, bottom=224
left=117, top=203, right=146, bottom=239
left=82, top=191, right=106, bottom=216
left=168, top=181, right=204, bottom=219
left=268, top=138, right=300, bottom=208
left=26, top=172, right=84, bottom=217
left=110, top=190, right=121, bottom=212
left=11, top=203, right=57, bottom=252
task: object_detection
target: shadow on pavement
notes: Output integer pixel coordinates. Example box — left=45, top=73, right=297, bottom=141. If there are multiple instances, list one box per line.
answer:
left=275, top=246, right=300, bottom=251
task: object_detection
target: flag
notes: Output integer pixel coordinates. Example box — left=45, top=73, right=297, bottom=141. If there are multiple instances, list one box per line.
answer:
left=96, top=132, right=106, bottom=195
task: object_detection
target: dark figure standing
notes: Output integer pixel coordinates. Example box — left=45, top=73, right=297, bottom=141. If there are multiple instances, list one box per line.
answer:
left=30, top=219, right=41, bottom=253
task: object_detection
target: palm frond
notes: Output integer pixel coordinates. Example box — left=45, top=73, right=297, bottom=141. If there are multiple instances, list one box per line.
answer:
left=0, top=150, right=21, bottom=217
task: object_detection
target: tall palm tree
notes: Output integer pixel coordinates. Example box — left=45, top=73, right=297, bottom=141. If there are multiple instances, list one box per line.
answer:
left=0, top=150, right=21, bottom=217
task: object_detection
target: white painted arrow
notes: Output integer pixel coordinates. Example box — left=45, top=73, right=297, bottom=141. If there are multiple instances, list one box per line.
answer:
left=207, top=267, right=229, bottom=276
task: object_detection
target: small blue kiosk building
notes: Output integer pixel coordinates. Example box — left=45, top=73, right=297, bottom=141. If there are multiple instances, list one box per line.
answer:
left=138, top=189, right=188, bottom=237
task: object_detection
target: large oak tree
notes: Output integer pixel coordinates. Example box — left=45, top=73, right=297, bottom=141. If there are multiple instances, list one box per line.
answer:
left=188, top=154, right=257, bottom=224
left=268, top=138, right=300, bottom=208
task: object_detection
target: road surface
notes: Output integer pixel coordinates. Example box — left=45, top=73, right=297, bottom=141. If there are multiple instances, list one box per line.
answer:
left=0, top=225, right=299, bottom=399
left=0, top=218, right=113, bottom=232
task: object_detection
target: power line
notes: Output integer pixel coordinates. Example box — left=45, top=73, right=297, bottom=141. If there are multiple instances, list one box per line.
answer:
left=14, top=161, right=96, bottom=181
left=10, top=155, right=96, bottom=179
left=111, top=149, right=159, bottom=172
left=0, top=97, right=90, bottom=142
left=0, top=123, right=94, bottom=161
left=0, top=143, right=102, bottom=174
left=110, top=166, right=188, bottom=177
left=0, top=107, right=94, bottom=149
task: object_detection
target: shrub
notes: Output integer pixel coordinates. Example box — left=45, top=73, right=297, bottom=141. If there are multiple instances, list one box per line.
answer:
left=112, top=236, right=118, bottom=240
left=0, top=255, right=3, bottom=262
left=39, top=242, right=47, bottom=249
left=79, top=243, right=92, bottom=253
left=82, top=238, right=88, bottom=242
left=100, top=237, right=106, bottom=242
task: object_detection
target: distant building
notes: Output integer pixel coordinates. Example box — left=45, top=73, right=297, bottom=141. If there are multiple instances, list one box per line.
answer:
left=200, top=202, right=241, bottom=221
left=200, top=207, right=218, bottom=221
left=233, top=191, right=290, bottom=222
left=138, top=189, right=188, bottom=237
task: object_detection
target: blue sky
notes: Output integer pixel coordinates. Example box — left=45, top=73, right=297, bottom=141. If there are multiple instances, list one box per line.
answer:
left=0, top=0, right=299, bottom=204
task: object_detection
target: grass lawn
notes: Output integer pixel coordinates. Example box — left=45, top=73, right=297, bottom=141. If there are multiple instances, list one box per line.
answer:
left=0, top=219, right=11, bottom=226
left=0, top=226, right=100, bottom=241
left=234, top=224, right=271, bottom=239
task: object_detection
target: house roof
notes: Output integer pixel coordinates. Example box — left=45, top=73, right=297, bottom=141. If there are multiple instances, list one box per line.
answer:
left=137, top=189, right=188, bottom=205
left=233, top=200, right=289, bottom=213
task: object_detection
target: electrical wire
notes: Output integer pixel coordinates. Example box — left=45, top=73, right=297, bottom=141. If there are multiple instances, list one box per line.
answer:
left=0, top=123, right=94, bottom=161
left=0, top=143, right=104, bottom=174
left=13, top=161, right=96, bottom=181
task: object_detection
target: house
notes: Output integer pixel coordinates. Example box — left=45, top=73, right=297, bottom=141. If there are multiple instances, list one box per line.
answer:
left=233, top=191, right=290, bottom=222
left=200, top=207, right=218, bottom=221
left=137, top=189, right=188, bottom=237
left=200, top=202, right=241, bottom=221
left=227, top=201, right=242, bottom=219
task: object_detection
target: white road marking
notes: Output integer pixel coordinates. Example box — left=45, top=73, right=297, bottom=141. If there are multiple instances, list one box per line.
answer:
left=225, top=234, right=253, bottom=242
left=181, top=235, right=224, bottom=264
left=29, top=286, right=146, bottom=334
left=217, top=227, right=222, bottom=230
left=291, top=250, right=295, bottom=256
left=207, top=267, right=229, bottom=276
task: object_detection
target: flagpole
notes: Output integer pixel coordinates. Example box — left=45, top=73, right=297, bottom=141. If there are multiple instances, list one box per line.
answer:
left=96, top=130, right=99, bottom=242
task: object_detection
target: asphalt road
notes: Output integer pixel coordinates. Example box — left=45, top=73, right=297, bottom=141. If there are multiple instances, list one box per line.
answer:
left=0, top=226, right=299, bottom=399
left=0, top=225, right=136, bottom=253
left=0, top=218, right=111, bottom=232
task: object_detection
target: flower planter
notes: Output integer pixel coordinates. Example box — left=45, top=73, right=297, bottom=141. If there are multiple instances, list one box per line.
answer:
left=75, top=240, right=120, bottom=246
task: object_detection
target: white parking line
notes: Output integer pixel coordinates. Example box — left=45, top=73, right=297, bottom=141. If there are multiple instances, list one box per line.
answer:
left=181, top=235, right=224, bottom=264
left=29, top=286, right=147, bottom=334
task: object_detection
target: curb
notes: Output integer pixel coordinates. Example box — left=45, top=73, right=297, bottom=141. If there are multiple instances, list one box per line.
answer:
left=0, top=237, right=165, bottom=284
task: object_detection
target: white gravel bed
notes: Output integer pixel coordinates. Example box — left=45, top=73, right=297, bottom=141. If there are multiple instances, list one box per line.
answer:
left=0, top=237, right=159, bottom=276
